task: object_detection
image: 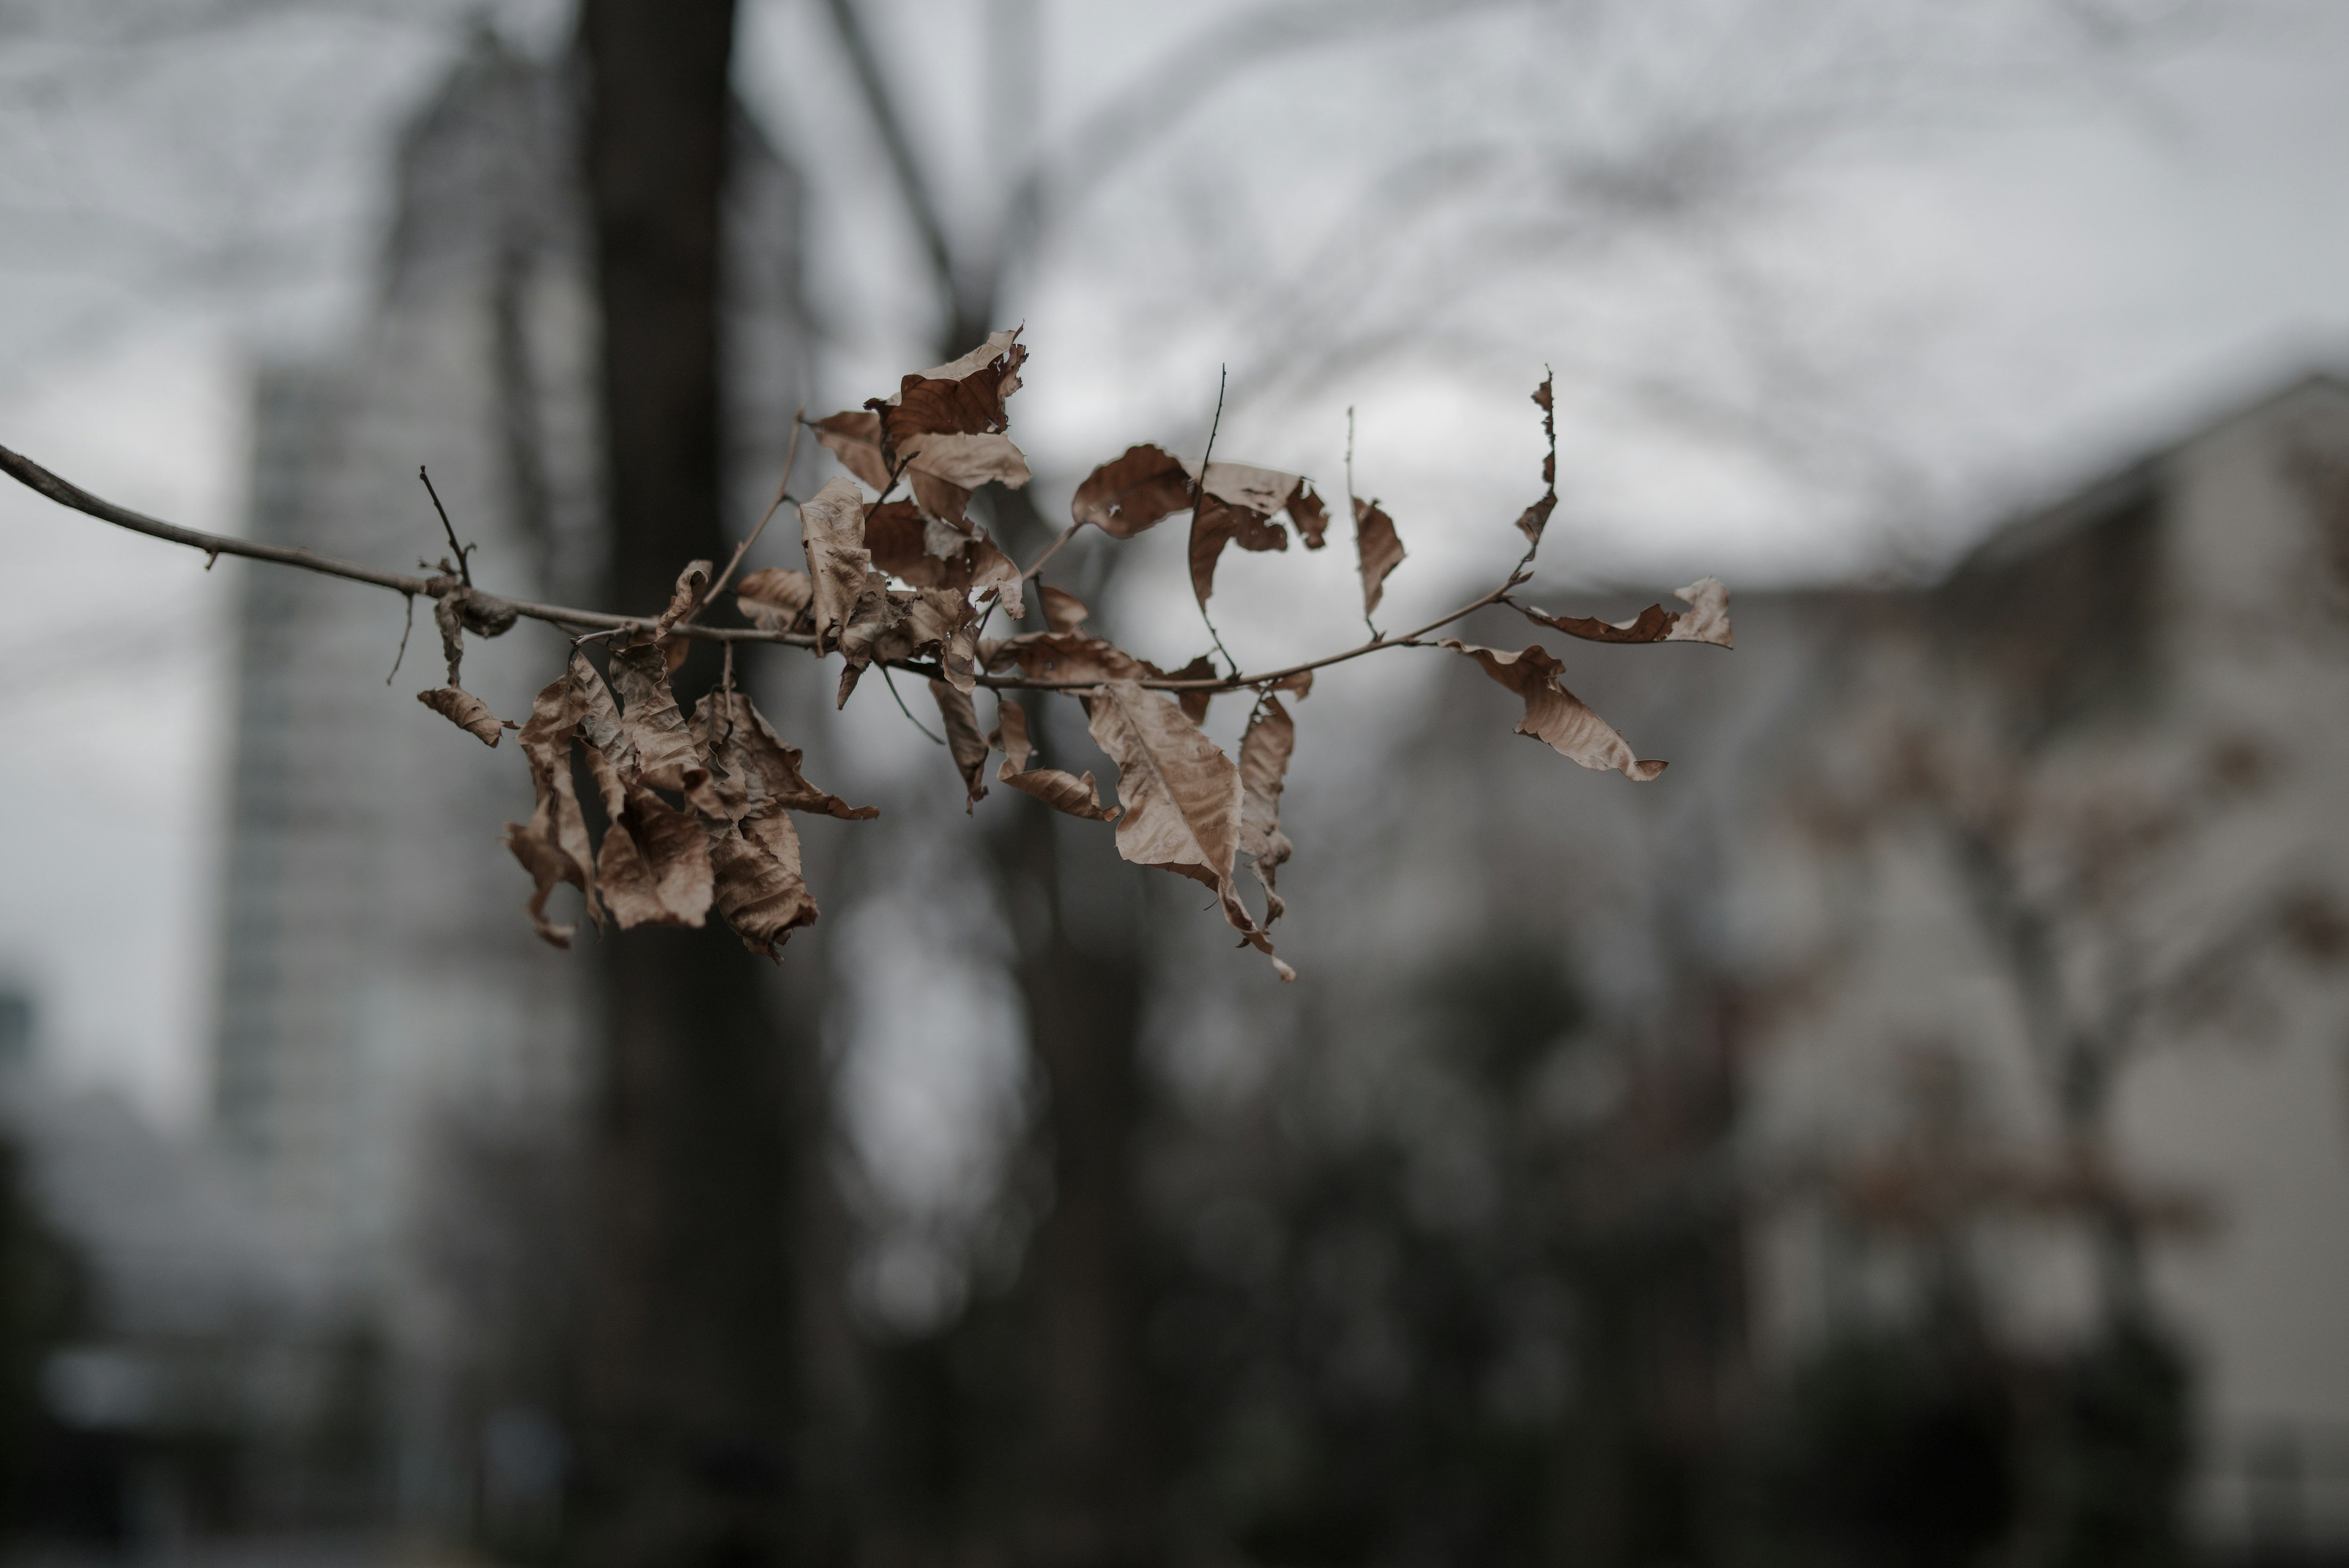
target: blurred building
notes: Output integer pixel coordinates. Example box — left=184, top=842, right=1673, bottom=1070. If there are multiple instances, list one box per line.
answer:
left=207, top=26, right=809, bottom=1529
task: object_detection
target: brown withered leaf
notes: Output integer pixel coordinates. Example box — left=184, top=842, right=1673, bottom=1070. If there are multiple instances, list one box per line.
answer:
left=800, top=477, right=872, bottom=653
left=1271, top=667, right=1313, bottom=700
left=418, top=686, right=511, bottom=748
left=930, top=680, right=991, bottom=812
left=707, top=815, right=818, bottom=958
left=1289, top=485, right=1330, bottom=549
left=878, top=329, right=1026, bottom=446
left=898, top=431, right=1031, bottom=491
left=1238, top=696, right=1296, bottom=925
left=993, top=699, right=1119, bottom=821
left=1082, top=679, right=1286, bottom=972
left=1150, top=653, right=1219, bottom=726
left=1072, top=444, right=1194, bottom=538
left=689, top=686, right=880, bottom=823
left=813, top=411, right=893, bottom=491
left=649, top=559, right=713, bottom=641
left=1189, top=494, right=1289, bottom=606
left=606, top=643, right=711, bottom=793
left=1354, top=497, right=1405, bottom=617
left=1441, top=640, right=1664, bottom=781
left=501, top=660, right=604, bottom=946
left=985, top=630, right=1148, bottom=686
left=596, top=783, right=714, bottom=930
left=1519, top=578, right=1734, bottom=648
left=1516, top=373, right=1558, bottom=543
left=687, top=686, right=837, bottom=955
left=1190, top=459, right=1304, bottom=519
left=1514, top=492, right=1557, bottom=546
left=736, top=567, right=812, bottom=632
left=1040, top=585, right=1089, bottom=633
left=863, top=500, right=928, bottom=581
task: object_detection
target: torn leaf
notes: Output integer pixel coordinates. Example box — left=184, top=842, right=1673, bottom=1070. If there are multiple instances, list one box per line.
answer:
left=993, top=699, right=1119, bottom=821
left=1354, top=497, right=1405, bottom=617
left=1238, top=695, right=1296, bottom=925
left=1441, top=640, right=1664, bottom=781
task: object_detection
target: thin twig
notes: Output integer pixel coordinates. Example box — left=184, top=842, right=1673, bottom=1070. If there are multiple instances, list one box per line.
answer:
left=417, top=466, right=473, bottom=585
left=689, top=408, right=804, bottom=628
left=384, top=593, right=417, bottom=685
left=880, top=664, right=947, bottom=745
left=3, top=436, right=1526, bottom=697
left=1191, top=366, right=1239, bottom=675
left=1019, top=519, right=1082, bottom=582
left=1346, top=404, right=1381, bottom=642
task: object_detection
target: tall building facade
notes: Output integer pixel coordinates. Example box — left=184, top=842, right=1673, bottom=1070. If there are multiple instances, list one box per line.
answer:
left=212, top=27, right=810, bottom=1307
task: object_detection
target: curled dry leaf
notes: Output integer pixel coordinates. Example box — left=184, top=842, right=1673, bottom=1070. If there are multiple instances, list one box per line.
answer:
left=1354, top=497, right=1405, bottom=617
left=930, top=678, right=991, bottom=812
left=1519, top=578, right=1733, bottom=648
left=1441, top=640, right=1664, bottom=781
left=1184, top=463, right=1329, bottom=607
left=502, top=658, right=604, bottom=946
left=986, top=630, right=1149, bottom=686
left=1154, top=653, right=1219, bottom=726
left=1039, top=585, right=1089, bottom=633
left=993, top=699, right=1119, bottom=821
left=1515, top=374, right=1559, bottom=545
left=648, top=559, right=713, bottom=641
left=879, top=329, right=1026, bottom=446
left=1238, top=695, right=1296, bottom=926
left=813, top=412, right=893, bottom=491
left=1071, top=444, right=1194, bottom=538
left=595, top=784, right=713, bottom=930
left=418, top=686, right=511, bottom=748
left=1270, top=667, right=1313, bottom=700
left=735, top=566, right=812, bottom=631
left=1081, top=679, right=1282, bottom=972
left=606, top=644, right=711, bottom=793
left=800, top=477, right=872, bottom=652
left=690, top=686, right=837, bottom=955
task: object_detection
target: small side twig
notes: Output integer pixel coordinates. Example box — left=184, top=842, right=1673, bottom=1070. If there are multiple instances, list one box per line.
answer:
left=880, top=664, right=946, bottom=745
left=1192, top=365, right=1239, bottom=676
left=1020, top=520, right=1082, bottom=582
left=385, top=593, right=416, bottom=685
left=694, top=407, right=804, bottom=623
left=417, top=466, right=473, bottom=585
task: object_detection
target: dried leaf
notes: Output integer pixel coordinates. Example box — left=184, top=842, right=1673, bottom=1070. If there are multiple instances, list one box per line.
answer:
left=993, top=699, right=1119, bottom=821
left=596, top=783, right=713, bottom=929
left=930, top=680, right=991, bottom=812
left=1072, top=444, right=1194, bottom=538
left=800, top=477, right=872, bottom=653
left=650, top=559, right=713, bottom=640
left=1152, top=653, right=1219, bottom=725
left=1040, top=585, right=1090, bottom=633
left=418, top=686, right=511, bottom=748
left=1238, top=696, right=1296, bottom=925
left=985, top=630, right=1148, bottom=686
left=606, top=644, right=711, bottom=793
left=736, top=567, right=812, bottom=632
left=1271, top=667, right=1313, bottom=700
left=1514, top=493, right=1556, bottom=546
left=708, top=814, right=818, bottom=957
left=1441, top=641, right=1664, bottom=781
left=878, top=329, right=1026, bottom=447
left=1190, top=459, right=1302, bottom=518
left=1518, top=578, right=1733, bottom=648
left=1354, top=497, right=1405, bottom=617
left=1516, top=373, right=1557, bottom=544
left=501, top=659, right=604, bottom=946
left=813, top=411, right=892, bottom=491
left=1289, top=485, right=1330, bottom=549
left=1189, top=493, right=1289, bottom=606
left=1083, top=679, right=1284, bottom=970
left=897, top=431, right=1031, bottom=492
left=689, top=686, right=879, bottom=823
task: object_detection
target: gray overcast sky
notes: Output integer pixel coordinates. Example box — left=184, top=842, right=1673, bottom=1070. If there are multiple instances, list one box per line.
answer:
left=2, top=0, right=2346, bottom=1122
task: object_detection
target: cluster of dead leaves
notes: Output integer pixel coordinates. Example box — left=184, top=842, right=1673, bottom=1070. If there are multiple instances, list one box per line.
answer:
left=415, top=335, right=1730, bottom=975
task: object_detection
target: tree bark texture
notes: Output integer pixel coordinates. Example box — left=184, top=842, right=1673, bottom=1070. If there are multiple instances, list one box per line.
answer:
left=574, top=4, right=807, bottom=1564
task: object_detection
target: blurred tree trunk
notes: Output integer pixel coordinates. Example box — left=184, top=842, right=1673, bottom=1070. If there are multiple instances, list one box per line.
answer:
left=983, top=727, right=1160, bottom=1567
left=572, top=4, right=808, bottom=1564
